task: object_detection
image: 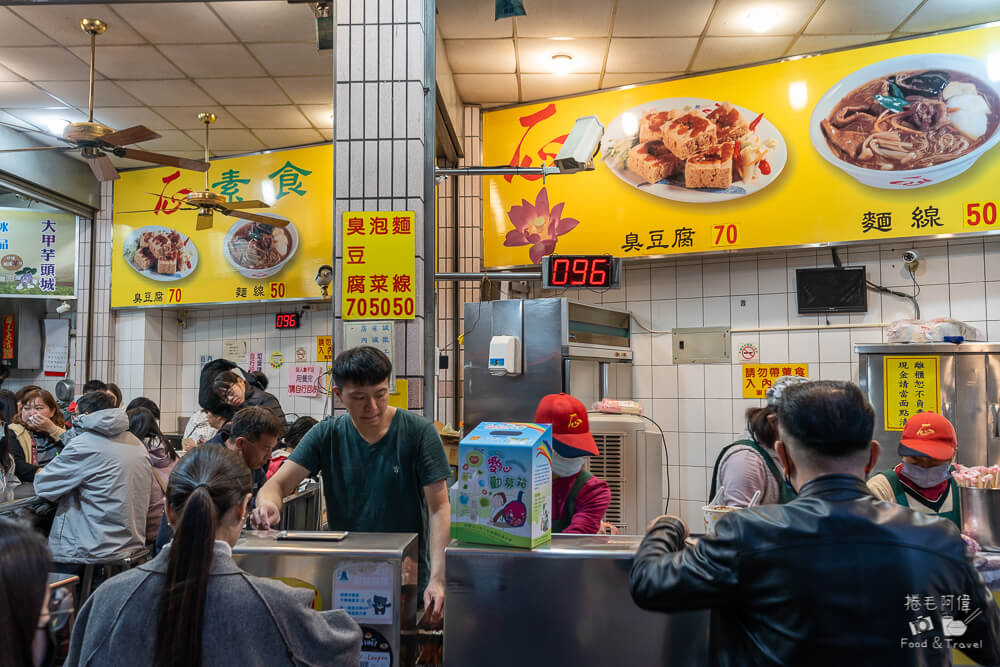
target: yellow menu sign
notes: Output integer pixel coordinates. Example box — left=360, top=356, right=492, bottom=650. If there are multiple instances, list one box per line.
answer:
left=884, top=356, right=940, bottom=431
left=341, top=211, right=416, bottom=321
left=482, top=25, right=1000, bottom=268
left=741, top=364, right=809, bottom=399
left=112, top=144, right=332, bottom=308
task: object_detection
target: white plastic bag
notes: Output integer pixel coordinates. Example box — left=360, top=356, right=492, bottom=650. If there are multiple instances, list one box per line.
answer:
left=886, top=318, right=983, bottom=343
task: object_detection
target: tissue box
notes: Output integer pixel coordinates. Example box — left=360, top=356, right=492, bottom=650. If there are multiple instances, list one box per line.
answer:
left=450, top=422, right=553, bottom=548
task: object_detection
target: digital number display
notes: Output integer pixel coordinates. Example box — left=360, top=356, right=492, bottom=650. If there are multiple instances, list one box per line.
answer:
left=542, top=255, right=619, bottom=289
left=275, top=312, right=300, bottom=329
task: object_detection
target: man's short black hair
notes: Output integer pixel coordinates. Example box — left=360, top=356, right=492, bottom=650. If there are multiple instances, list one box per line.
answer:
left=82, top=379, right=107, bottom=394
left=776, top=381, right=875, bottom=457
left=126, top=397, right=161, bottom=420
left=76, top=390, right=117, bottom=415
left=332, top=346, right=392, bottom=388
left=230, top=406, right=283, bottom=443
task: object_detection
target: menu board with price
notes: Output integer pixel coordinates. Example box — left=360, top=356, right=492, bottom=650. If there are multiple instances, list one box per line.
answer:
left=341, top=211, right=416, bottom=321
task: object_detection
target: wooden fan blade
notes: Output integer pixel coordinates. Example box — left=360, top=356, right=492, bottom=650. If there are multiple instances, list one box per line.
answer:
left=196, top=213, right=214, bottom=230
left=222, top=208, right=290, bottom=227
left=101, top=125, right=160, bottom=146
left=224, top=199, right=268, bottom=210
left=0, top=146, right=75, bottom=154
left=121, top=148, right=209, bottom=172
left=0, top=120, right=74, bottom=144
left=89, top=155, right=119, bottom=182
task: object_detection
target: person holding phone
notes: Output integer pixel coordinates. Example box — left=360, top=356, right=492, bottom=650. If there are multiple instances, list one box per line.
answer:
left=7, top=388, right=66, bottom=482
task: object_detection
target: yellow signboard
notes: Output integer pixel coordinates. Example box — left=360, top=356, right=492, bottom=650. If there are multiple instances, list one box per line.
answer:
left=341, top=211, right=416, bottom=320
left=741, top=364, right=809, bottom=399
left=111, top=144, right=332, bottom=308
left=0, top=209, right=76, bottom=297
left=483, top=26, right=1000, bottom=268
left=884, top=356, right=940, bottom=431
left=317, top=335, right=333, bottom=362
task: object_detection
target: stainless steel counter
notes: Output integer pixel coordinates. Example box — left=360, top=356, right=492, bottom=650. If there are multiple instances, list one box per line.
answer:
left=445, top=535, right=709, bottom=667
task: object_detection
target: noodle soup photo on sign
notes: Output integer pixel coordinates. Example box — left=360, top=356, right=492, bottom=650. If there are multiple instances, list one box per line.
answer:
left=223, top=218, right=299, bottom=280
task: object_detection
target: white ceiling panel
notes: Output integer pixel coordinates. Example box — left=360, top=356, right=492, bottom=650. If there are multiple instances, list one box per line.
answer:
left=453, top=74, right=519, bottom=103
left=613, top=0, right=714, bottom=37
left=443, top=40, right=516, bottom=74
left=516, top=0, right=614, bottom=38
left=901, top=0, right=1000, bottom=33
left=0, top=110, right=37, bottom=129
left=68, top=45, right=184, bottom=79
left=93, top=106, right=174, bottom=130
left=248, top=43, right=332, bottom=78
left=158, top=44, right=266, bottom=79
left=0, top=7, right=55, bottom=46
left=789, top=34, right=890, bottom=56
left=0, top=83, right=63, bottom=108
left=38, top=80, right=142, bottom=108
left=520, top=73, right=602, bottom=101
left=112, top=3, right=236, bottom=44
left=806, top=0, right=922, bottom=34
left=693, top=36, right=794, bottom=70
left=0, top=47, right=91, bottom=81
left=196, top=77, right=290, bottom=105
left=183, top=127, right=263, bottom=151
left=252, top=128, right=325, bottom=147
left=0, top=66, right=23, bottom=83
left=10, top=5, right=144, bottom=46
left=117, top=79, right=214, bottom=107
left=436, top=0, right=514, bottom=39
left=226, top=105, right=311, bottom=128
left=605, top=38, right=698, bottom=72
left=154, top=107, right=244, bottom=129
left=4, top=108, right=87, bottom=132
left=276, top=76, right=332, bottom=105
left=318, top=128, right=333, bottom=140
left=299, top=105, right=333, bottom=128
left=136, top=129, right=202, bottom=151
left=601, top=72, right=683, bottom=88
left=518, top=38, right=607, bottom=74
left=209, top=2, right=315, bottom=42
left=707, top=0, right=819, bottom=36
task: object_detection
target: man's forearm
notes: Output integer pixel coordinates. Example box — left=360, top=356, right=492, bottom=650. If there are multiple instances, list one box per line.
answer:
left=256, top=478, right=286, bottom=510
left=428, top=506, right=450, bottom=581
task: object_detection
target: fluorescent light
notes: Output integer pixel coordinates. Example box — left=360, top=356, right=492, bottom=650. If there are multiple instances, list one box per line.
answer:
left=552, top=54, right=573, bottom=76
left=45, top=119, right=69, bottom=135
left=744, top=5, right=780, bottom=33
left=788, top=80, right=808, bottom=111
left=549, top=37, right=574, bottom=41
left=989, top=53, right=1000, bottom=82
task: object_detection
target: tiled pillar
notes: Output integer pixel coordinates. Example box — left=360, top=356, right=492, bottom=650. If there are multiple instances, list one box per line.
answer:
left=72, top=181, right=115, bottom=389
left=334, top=0, right=433, bottom=413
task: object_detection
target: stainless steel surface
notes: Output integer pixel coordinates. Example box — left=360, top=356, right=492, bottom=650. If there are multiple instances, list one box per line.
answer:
left=856, top=343, right=1000, bottom=354
left=434, top=272, right=541, bottom=281
left=961, top=488, right=1000, bottom=551
left=424, top=0, right=436, bottom=422
left=598, top=361, right=609, bottom=400
left=989, top=356, right=1000, bottom=463
left=445, top=535, right=709, bottom=666
left=956, top=354, right=988, bottom=469
left=276, top=482, right=321, bottom=531
left=435, top=166, right=559, bottom=177
left=234, top=532, right=419, bottom=667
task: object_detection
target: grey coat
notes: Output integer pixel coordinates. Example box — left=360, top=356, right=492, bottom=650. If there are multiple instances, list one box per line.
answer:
left=66, top=542, right=362, bottom=667
left=33, top=408, right=152, bottom=563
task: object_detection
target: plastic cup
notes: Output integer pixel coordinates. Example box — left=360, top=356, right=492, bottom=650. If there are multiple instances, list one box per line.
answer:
left=702, top=505, right=736, bottom=536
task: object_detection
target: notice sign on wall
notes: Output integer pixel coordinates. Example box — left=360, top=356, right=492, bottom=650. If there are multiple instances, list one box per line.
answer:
left=883, top=356, right=940, bottom=431
left=2, top=315, right=14, bottom=360
left=317, top=335, right=332, bottom=362
left=341, top=211, right=415, bottom=321
left=289, top=364, right=320, bottom=397
left=741, top=364, right=809, bottom=399
left=0, top=209, right=76, bottom=297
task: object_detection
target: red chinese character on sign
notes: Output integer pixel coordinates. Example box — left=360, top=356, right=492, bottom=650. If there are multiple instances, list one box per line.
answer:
left=154, top=170, right=192, bottom=215
left=392, top=216, right=411, bottom=235
left=769, top=367, right=781, bottom=377
left=346, top=247, right=365, bottom=265
left=756, top=368, right=768, bottom=378
left=744, top=367, right=755, bottom=378
left=504, top=103, right=568, bottom=183
left=347, top=275, right=365, bottom=294
left=794, top=367, right=806, bottom=377
left=346, top=217, right=365, bottom=235
left=370, top=275, right=388, bottom=293
left=781, top=367, right=792, bottom=376
left=370, top=217, right=388, bottom=235
left=393, top=274, right=411, bottom=293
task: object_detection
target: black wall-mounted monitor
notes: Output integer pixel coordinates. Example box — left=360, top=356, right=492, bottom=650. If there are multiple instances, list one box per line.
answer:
left=795, top=266, right=868, bottom=314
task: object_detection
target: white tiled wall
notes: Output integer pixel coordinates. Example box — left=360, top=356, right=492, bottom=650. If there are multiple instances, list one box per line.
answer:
left=543, top=236, right=1000, bottom=530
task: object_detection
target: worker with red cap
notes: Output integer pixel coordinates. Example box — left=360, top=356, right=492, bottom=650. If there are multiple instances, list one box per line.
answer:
left=867, top=412, right=961, bottom=528
left=535, top=393, right=611, bottom=534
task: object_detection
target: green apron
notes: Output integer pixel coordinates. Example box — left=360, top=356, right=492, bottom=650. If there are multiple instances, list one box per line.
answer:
left=709, top=439, right=797, bottom=505
left=879, top=465, right=962, bottom=528
left=552, top=469, right=593, bottom=533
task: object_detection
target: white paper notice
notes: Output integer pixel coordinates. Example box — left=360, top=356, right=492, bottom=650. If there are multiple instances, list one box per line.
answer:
left=223, top=338, right=248, bottom=360
left=343, top=321, right=395, bottom=392
left=334, top=561, right=394, bottom=625
left=43, top=319, right=69, bottom=377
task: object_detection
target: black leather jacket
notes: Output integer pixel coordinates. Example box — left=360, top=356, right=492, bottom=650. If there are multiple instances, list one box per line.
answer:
left=630, top=474, right=1000, bottom=667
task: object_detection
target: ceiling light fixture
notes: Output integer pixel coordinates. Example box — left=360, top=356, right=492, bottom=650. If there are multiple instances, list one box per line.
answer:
left=744, top=6, right=780, bottom=33
left=549, top=37, right=574, bottom=41
left=552, top=54, right=573, bottom=76
left=44, top=119, right=69, bottom=136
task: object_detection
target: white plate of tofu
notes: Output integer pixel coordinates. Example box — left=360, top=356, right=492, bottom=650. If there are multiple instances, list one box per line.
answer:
left=601, top=97, right=787, bottom=203
left=122, top=226, right=198, bottom=281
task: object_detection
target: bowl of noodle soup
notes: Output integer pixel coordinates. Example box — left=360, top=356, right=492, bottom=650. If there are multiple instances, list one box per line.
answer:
left=222, top=216, right=299, bottom=279
left=810, top=54, right=1000, bottom=189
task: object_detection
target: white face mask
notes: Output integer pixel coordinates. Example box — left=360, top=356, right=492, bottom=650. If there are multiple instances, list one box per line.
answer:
left=551, top=451, right=585, bottom=477
left=901, top=461, right=951, bottom=488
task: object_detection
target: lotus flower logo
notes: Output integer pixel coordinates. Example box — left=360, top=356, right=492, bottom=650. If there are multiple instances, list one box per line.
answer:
left=502, top=188, right=580, bottom=264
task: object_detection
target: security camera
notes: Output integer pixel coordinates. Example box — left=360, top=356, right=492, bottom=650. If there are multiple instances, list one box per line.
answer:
left=902, top=250, right=920, bottom=265
left=315, top=264, right=333, bottom=297
left=554, top=115, right=605, bottom=173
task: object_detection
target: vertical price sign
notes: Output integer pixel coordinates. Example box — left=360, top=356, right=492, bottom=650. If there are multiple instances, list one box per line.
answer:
left=341, top=211, right=416, bottom=320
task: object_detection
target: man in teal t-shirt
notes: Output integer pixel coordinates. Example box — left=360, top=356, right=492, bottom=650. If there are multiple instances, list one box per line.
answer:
left=252, top=346, right=450, bottom=625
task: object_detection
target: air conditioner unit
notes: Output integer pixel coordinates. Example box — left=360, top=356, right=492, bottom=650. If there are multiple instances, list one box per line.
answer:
left=587, top=414, right=664, bottom=535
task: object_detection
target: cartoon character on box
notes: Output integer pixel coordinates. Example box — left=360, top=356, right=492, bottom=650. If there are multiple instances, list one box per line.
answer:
left=492, top=491, right=527, bottom=527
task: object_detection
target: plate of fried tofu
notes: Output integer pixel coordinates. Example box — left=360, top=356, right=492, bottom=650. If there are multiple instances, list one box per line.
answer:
left=122, top=226, right=198, bottom=281
left=601, top=98, right=786, bottom=203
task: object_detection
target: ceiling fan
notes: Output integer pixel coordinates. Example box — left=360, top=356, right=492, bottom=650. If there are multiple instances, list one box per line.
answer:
left=120, top=112, right=291, bottom=230
left=0, top=18, right=210, bottom=182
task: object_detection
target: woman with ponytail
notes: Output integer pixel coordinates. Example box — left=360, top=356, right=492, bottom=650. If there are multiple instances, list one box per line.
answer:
left=65, top=446, right=361, bottom=667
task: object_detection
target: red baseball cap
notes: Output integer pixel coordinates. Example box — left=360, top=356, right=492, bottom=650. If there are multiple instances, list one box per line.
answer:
left=899, top=412, right=957, bottom=461
left=534, top=393, right=599, bottom=457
